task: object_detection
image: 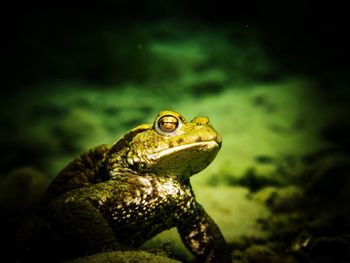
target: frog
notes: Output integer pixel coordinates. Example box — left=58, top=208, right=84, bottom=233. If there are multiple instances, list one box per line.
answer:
left=40, top=110, right=231, bottom=263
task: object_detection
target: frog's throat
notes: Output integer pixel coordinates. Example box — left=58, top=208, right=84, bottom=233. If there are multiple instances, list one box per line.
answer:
left=148, top=140, right=219, bottom=160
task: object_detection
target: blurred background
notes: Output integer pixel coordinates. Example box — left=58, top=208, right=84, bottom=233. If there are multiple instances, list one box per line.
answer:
left=1, top=1, right=350, bottom=262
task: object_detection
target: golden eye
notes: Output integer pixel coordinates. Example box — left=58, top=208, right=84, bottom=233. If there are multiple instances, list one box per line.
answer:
left=157, top=115, right=179, bottom=133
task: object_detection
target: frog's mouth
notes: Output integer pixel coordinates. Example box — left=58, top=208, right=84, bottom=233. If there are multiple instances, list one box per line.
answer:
left=146, top=139, right=221, bottom=176
left=149, top=140, right=220, bottom=160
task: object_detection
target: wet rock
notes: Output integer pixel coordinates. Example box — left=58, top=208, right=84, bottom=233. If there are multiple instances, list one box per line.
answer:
left=289, top=231, right=350, bottom=263
left=290, top=231, right=313, bottom=253
left=65, top=250, right=181, bottom=263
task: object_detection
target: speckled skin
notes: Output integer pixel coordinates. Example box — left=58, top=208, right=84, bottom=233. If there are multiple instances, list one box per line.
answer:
left=41, top=111, right=231, bottom=262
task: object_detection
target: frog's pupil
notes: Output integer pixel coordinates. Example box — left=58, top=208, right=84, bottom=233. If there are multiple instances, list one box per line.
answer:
left=162, top=122, right=175, bottom=131
left=158, top=116, right=178, bottom=132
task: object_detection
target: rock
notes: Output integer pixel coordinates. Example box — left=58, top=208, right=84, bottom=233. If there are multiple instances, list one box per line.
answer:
left=65, top=250, right=181, bottom=263
left=290, top=231, right=313, bottom=253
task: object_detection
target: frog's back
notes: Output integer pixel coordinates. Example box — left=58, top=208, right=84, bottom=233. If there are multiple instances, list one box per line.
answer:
left=43, top=144, right=111, bottom=202
left=42, top=123, right=151, bottom=204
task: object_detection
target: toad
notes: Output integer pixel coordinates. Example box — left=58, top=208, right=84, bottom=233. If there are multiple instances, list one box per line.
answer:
left=42, top=110, right=230, bottom=262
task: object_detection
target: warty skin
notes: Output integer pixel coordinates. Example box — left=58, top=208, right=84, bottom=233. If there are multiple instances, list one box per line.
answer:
left=40, top=111, right=231, bottom=262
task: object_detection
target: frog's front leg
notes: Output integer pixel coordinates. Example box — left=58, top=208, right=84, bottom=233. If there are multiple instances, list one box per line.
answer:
left=177, top=203, right=231, bottom=263
left=46, top=190, right=120, bottom=258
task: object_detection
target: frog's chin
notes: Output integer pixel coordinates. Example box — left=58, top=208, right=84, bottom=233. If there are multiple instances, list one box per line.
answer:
left=148, top=140, right=220, bottom=176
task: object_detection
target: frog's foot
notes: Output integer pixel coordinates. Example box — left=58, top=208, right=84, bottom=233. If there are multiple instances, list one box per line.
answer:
left=47, top=193, right=119, bottom=259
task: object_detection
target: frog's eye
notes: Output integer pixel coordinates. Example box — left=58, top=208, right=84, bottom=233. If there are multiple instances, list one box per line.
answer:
left=157, top=115, right=179, bottom=133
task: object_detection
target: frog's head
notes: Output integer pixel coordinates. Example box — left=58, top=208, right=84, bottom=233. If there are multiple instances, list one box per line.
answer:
left=110, top=111, right=221, bottom=178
